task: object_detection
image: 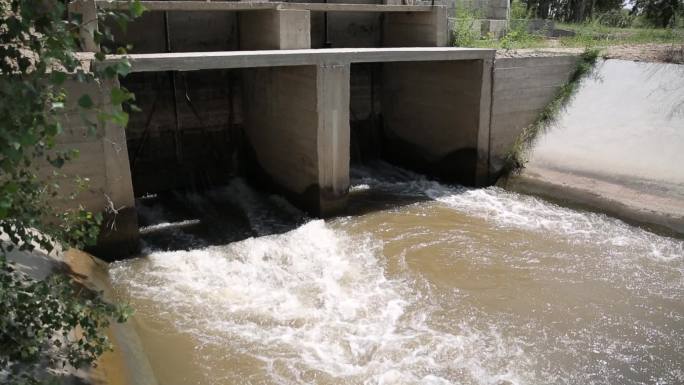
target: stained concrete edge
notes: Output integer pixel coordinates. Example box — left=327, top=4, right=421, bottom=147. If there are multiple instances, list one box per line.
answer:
left=503, top=166, right=684, bottom=238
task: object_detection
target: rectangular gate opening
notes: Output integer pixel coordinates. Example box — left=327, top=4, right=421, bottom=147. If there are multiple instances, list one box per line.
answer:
left=350, top=60, right=487, bottom=186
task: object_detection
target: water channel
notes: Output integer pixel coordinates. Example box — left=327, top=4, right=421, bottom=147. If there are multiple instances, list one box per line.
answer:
left=109, top=162, right=684, bottom=385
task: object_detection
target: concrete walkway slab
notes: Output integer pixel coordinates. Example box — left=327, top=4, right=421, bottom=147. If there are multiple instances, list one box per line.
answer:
left=102, top=47, right=495, bottom=72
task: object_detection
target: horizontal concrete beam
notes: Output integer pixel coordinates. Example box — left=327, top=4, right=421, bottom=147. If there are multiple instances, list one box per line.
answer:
left=101, top=48, right=495, bottom=72
left=94, top=1, right=435, bottom=12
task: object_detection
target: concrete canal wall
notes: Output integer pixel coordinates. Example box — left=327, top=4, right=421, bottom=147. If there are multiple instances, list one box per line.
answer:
left=52, top=80, right=139, bottom=257
left=505, top=59, right=684, bottom=235
left=488, top=55, right=580, bottom=176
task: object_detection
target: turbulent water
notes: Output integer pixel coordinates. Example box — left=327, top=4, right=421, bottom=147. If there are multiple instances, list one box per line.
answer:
left=110, top=163, right=684, bottom=385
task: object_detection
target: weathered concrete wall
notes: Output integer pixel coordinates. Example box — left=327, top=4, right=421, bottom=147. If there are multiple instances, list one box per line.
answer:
left=111, top=5, right=445, bottom=52
left=110, top=8, right=243, bottom=196
left=53, top=80, right=138, bottom=258
left=384, top=6, right=448, bottom=47
left=309, top=0, right=383, bottom=48
left=109, top=11, right=238, bottom=53
left=316, top=12, right=383, bottom=48
left=381, top=59, right=492, bottom=185
left=240, top=10, right=311, bottom=49
left=489, top=55, right=578, bottom=176
left=122, top=70, right=240, bottom=195
left=242, top=65, right=350, bottom=216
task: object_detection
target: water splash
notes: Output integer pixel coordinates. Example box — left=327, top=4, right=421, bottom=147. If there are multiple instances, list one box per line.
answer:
left=112, top=164, right=684, bottom=385
left=111, top=219, right=532, bottom=385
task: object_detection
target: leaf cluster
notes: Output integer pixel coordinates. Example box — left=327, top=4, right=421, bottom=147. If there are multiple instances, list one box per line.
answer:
left=0, top=256, right=131, bottom=385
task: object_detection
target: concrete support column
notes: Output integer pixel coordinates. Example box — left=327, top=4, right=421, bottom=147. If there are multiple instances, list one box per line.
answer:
left=57, top=79, right=138, bottom=258
left=381, top=59, right=491, bottom=186
left=239, top=10, right=311, bottom=50
left=476, top=57, right=494, bottom=185
left=383, top=5, right=448, bottom=47
left=316, top=63, right=351, bottom=215
left=69, top=0, right=100, bottom=52
left=242, top=64, right=350, bottom=216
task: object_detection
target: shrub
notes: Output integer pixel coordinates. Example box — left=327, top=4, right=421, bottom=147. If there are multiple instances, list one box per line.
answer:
left=596, top=9, right=635, bottom=28
left=452, top=2, right=482, bottom=47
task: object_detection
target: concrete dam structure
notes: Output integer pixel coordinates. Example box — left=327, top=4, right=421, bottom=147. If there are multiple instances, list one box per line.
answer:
left=62, top=0, right=580, bottom=256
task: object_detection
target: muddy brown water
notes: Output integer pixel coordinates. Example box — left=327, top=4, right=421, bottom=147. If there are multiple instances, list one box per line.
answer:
left=109, top=163, right=684, bottom=385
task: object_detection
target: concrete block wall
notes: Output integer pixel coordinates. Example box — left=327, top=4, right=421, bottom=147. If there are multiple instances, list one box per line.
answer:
left=384, top=6, right=448, bottom=47
left=109, top=5, right=448, bottom=52
left=242, top=65, right=350, bottom=216
left=240, top=10, right=311, bottom=49
left=109, top=11, right=239, bottom=53
left=381, top=59, right=492, bottom=185
left=54, top=79, right=138, bottom=258
left=311, top=0, right=383, bottom=48
left=445, top=0, right=509, bottom=19
left=489, top=55, right=579, bottom=176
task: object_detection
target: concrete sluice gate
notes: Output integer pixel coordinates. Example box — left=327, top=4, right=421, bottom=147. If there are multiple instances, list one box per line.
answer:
left=63, top=0, right=578, bottom=257
left=123, top=54, right=493, bottom=218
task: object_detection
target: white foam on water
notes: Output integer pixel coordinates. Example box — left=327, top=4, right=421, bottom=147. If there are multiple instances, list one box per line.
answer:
left=111, top=220, right=532, bottom=385
left=426, top=186, right=684, bottom=261
left=136, top=201, right=208, bottom=250
left=352, top=163, right=684, bottom=264
left=116, top=165, right=684, bottom=385
left=139, top=219, right=201, bottom=234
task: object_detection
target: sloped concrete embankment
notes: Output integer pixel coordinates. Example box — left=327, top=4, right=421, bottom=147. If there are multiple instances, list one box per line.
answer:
left=503, top=59, right=684, bottom=236
left=5, top=243, right=158, bottom=385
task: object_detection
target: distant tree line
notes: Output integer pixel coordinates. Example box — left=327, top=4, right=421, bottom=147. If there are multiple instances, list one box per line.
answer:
left=521, top=0, right=682, bottom=27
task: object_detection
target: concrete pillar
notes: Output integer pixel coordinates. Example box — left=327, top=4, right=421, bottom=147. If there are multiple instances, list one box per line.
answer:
left=476, top=57, right=494, bottom=185
left=239, top=10, right=311, bottom=50
left=383, top=6, right=448, bottom=47
left=54, top=79, right=138, bottom=258
left=381, top=59, right=492, bottom=186
left=242, top=64, right=350, bottom=216
left=69, top=0, right=99, bottom=52
left=316, top=63, right=351, bottom=214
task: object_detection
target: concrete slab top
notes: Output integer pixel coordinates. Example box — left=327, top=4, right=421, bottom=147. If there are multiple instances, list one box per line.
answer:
left=102, top=48, right=496, bottom=72
left=95, top=0, right=438, bottom=12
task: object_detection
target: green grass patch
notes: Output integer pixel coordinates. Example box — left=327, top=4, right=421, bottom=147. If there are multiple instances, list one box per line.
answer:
left=455, top=20, right=683, bottom=49
left=557, top=23, right=684, bottom=47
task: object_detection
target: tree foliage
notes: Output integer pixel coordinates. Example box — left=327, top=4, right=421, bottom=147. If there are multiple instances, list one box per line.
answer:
left=0, top=257, right=133, bottom=384
left=0, top=0, right=142, bottom=383
left=632, top=0, right=681, bottom=27
left=522, top=0, right=682, bottom=26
